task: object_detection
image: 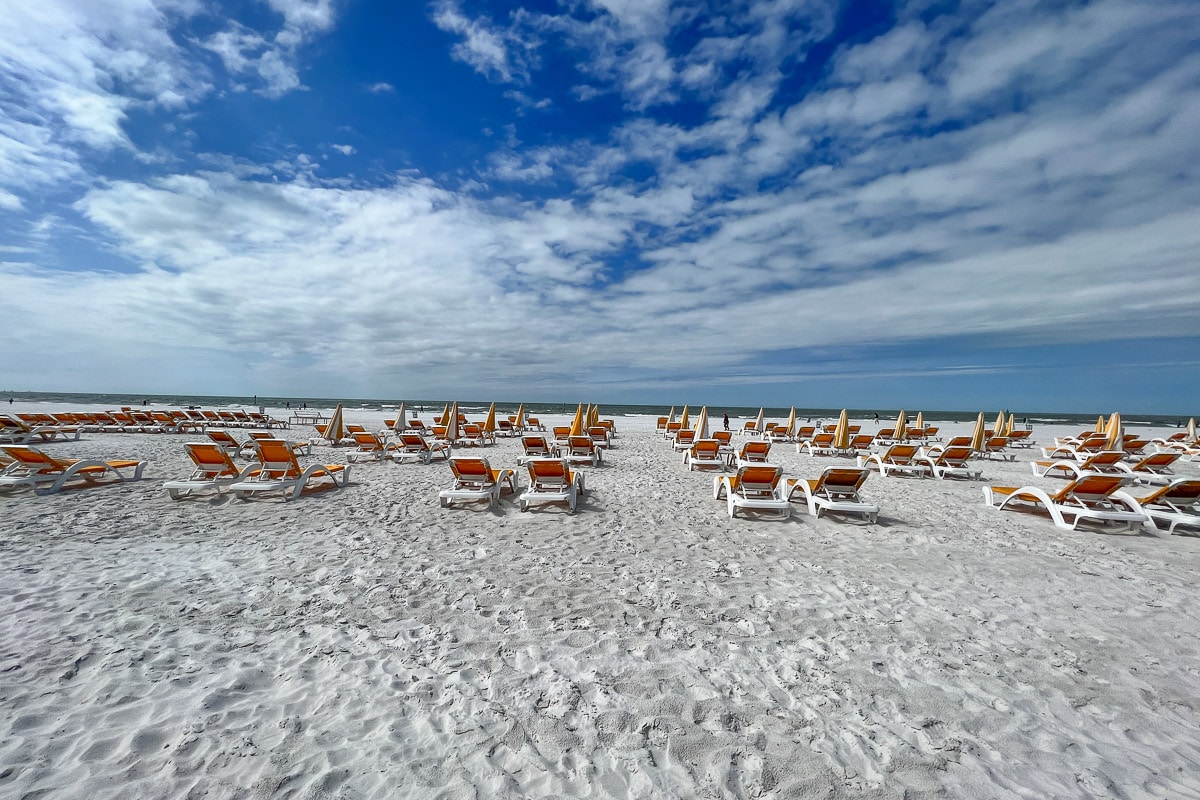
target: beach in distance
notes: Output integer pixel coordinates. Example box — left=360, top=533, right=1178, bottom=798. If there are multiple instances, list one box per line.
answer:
left=2, top=400, right=1199, bottom=799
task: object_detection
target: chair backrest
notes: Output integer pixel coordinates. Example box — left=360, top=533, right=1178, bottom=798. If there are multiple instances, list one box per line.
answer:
left=810, top=432, right=833, bottom=446
left=740, top=440, right=771, bottom=459
left=884, top=444, right=919, bottom=462
left=850, top=435, right=874, bottom=448
left=713, top=431, right=732, bottom=445
left=875, top=428, right=895, bottom=439
left=185, top=442, right=240, bottom=476
left=522, top=436, right=550, bottom=455
left=527, top=459, right=572, bottom=487
left=945, top=436, right=972, bottom=448
left=938, top=446, right=974, bottom=464
left=736, top=465, right=782, bottom=496
left=208, top=431, right=239, bottom=447
left=450, top=458, right=492, bottom=484
left=568, top=436, right=594, bottom=453
left=353, top=432, right=382, bottom=449
left=553, top=426, right=571, bottom=442
left=1057, top=475, right=1124, bottom=504
left=691, top=439, right=720, bottom=456
left=1136, top=452, right=1178, bottom=470
left=795, top=426, right=815, bottom=440
left=1, top=445, right=64, bottom=472
left=656, top=417, right=668, bottom=431
left=817, top=467, right=870, bottom=496
left=462, top=424, right=483, bottom=437
left=255, top=439, right=301, bottom=476
left=674, top=430, right=696, bottom=446
left=1162, top=480, right=1200, bottom=505
left=401, top=434, right=429, bottom=450
left=1081, top=451, right=1124, bottom=468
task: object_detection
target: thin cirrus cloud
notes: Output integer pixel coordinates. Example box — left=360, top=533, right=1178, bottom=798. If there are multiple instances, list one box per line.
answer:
left=0, top=0, right=1197, bottom=412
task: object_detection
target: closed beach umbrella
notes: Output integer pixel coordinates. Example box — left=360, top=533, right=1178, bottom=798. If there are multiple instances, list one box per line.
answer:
left=394, top=402, right=406, bottom=432
left=695, top=406, right=709, bottom=439
left=970, top=412, right=986, bottom=452
left=667, top=406, right=676, bottom=423
left=514, top=403, right=525, bottom=428
left=754, top=407, right=764, bottom=436
left=1094, top=415, right=1105, bottom=434
left=1187, top=417, right=1196, bottom=443
left=588, top=404, right=599, bottom=429
left=895, top=410, right=907, bottom=441
left=445, top=402, right=459, bottom=443
left=833, top=409, right=850, bottom=451
left=679, top=405, right=689, bottom=430
left=783, top=406, right=796, bottom=437
left=1003, top=413, right=1015, bottom=437
left=437, top=403, right=450, bottom=426
left=1104, top=412, right=1122, bottom=451
left=483, top=402, right=497, bottom=433
left=325, top=404, right=344, bottom=444
left=993, top=410, right=1005, bottom=438
left=570, top=403, right=585, bottom=436
left=915, top=411, right=924, bottom=430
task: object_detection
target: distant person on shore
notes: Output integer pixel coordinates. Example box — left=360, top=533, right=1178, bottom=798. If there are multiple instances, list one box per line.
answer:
left=873, top=413, right=879, bottom=423
left=7, top=398, right=11, bottom=405
left=723, top=413, right=729, bottom=431
left=286, top=401, right=291, bottom=409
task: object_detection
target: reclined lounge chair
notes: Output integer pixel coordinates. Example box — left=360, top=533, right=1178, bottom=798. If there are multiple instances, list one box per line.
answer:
left=518, top=459, right=585, bottom=513
left=438, top=457, right=517, bottom=509
left=0, top=445, right=146, bottom=495
left=713, top=465, right=790, bottom=520
left=230, top=439, right=350, bottom=501
left=163, top=442, right=256, bottom=499
left=786, top=467, right=879, bottom=522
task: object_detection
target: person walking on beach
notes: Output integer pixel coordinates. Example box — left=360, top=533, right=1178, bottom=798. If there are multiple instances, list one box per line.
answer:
left=723, top=413, right=729, bottom=431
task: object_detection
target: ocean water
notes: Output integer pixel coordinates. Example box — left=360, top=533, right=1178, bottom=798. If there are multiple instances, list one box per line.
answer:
left=1, top=391, right=1190, bottom=429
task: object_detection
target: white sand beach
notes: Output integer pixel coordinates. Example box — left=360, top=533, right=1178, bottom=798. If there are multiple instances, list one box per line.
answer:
left=2, top=405, right=1199, bottom=799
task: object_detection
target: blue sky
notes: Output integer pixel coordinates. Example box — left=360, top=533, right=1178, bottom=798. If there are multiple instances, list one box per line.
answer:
left=2, top=0, right=1198, bottom=414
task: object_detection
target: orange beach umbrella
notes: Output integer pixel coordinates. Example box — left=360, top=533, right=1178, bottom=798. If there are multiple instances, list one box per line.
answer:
left=482, top=403, right=497, bottom=433
left=915, top=411, right=924, bottom=430
left=325, top=403, right=344, bottom=444
left=1094, top=415, right=1106, bottom=434
left=695, top=406, right=708, bottom=439
left=679, top=405, right=689, bottom=430
left=993, top=410, right=1006, bottom=438
left=569, top=403, right=585, bottom=436
left=782, top=406, right=796, bottom=437
left=1104, top=412, right=1122, bottom=451
left=833, top=409, right=850, bottom=451
left=970, top=412, right=986, bottom=452
left=894, top=410, right=907, bottom=441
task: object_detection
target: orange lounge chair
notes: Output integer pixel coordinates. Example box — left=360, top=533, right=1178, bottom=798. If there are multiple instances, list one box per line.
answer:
left=438, top=457, right=517, bottom=508
left=394, top=433, right=451, bottom=464
left=163, top=442, right=256, bottom=499
left=518, top=459, right=585, bottom=513
left=229, top=439, right=349, bottom=501
left=1115, top=452, right=1181, bottom=486
left=916, top=446, right=982, bottom=480
left=565, top=435, right=603, bottom=466
left=456, top=424, right=496, bottom=447
left=982, top=475, right=1145, bottom=532
left=684, top=439, right=726, bottom=471
left=1129, top=479, right=1200, bottom=534
left=1030, top=450, right=1126, bottom=480
left=857, top=444, right=931, bottom=478
left=800, top=432, right=836, bottom=457
left=0, top=415, right=82, bottom=444
left=713, top=465, right=790, bottom=519
left=735, top=439, right=772, bottom=466
left=0, top=445, right=146, bottom=495
left=347, top=431, right=403, bottom=463
left=785, top=467, right=879, bottom=522
left=517, top=435, right=557, bottom=465
left=671, top=429, right=697, bottom=453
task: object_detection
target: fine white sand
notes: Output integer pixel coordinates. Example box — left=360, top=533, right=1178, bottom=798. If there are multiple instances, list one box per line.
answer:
left=2, top=404, right=1199, bottom=799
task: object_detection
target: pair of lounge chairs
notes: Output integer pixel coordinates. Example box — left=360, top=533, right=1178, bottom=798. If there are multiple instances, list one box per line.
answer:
left=0, top=445, right=146, bottom=494
left=713, top=465, right=879, bottom=522
left=983, top=475, right=1146, bottom=532
left=856, top=444, right=930, bottom=478
left=164, top=440, right=350, bottom=501
left=436, top=457, right=585, bottom=513
left=1030, top=451, right=1182, bottom=485
left=0, top=415, right=82, bottom=445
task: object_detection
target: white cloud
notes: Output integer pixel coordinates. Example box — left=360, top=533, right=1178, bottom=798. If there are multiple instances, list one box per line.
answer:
left=431, top=0, right=536, bottom=84
left=367, top=82, right=394, bottom=93
left=330, top=144, right=356, bottom=156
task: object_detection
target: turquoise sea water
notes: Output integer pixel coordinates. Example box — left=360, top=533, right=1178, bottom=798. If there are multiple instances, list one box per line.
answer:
left=1, top=391, right=1191, bottom=429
